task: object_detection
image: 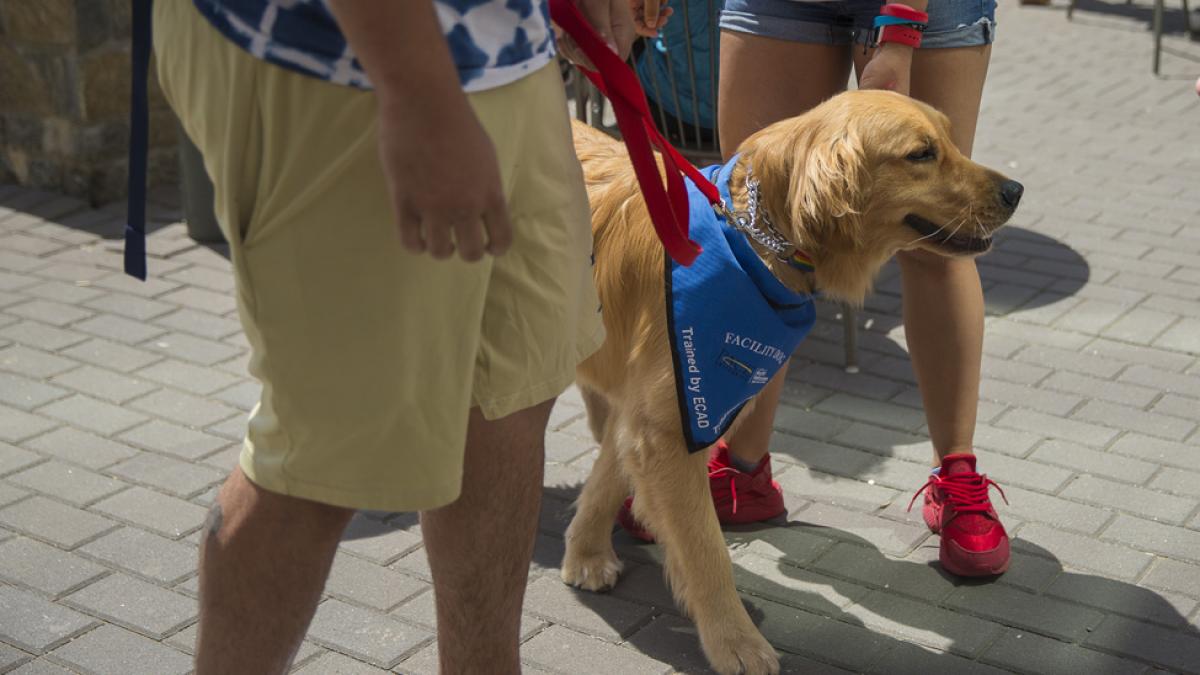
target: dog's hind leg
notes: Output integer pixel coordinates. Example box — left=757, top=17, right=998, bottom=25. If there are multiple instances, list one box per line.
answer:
left=561, top=394, right=628, bottom=592
left=629, top=432, right=780, bottom=675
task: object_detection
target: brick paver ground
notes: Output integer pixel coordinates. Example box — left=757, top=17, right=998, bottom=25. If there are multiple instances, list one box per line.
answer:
left=1, top=1, right=1199, bottom=673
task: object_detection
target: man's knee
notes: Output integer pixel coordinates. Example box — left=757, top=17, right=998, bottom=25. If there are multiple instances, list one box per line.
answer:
left=208, top=468, right=354, bottom=545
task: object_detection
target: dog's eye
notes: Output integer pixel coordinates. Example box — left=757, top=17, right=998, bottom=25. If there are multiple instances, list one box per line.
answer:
left=906, top=147, right=937, bottom=162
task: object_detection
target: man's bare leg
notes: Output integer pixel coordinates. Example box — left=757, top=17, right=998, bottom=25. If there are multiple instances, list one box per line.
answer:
left=422, top=399, right=554, bottom=675
left=195, top=467, right=354, bottom=674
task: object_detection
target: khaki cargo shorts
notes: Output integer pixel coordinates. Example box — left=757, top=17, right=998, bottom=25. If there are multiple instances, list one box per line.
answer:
left=153, top=1, right=604, bottom=512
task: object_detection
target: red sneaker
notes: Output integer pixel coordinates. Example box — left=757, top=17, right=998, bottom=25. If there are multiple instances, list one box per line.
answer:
left=910, top=453, right=1011, bottom=577
left=616, top=441, right=787, bottom=542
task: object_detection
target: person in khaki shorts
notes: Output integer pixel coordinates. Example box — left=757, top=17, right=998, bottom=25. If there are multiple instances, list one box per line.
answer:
left=150, top=0, right=644, bottom=672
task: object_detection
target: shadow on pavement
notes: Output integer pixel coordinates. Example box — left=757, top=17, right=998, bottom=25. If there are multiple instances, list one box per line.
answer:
left=530, top=491, right=1197, bottom=673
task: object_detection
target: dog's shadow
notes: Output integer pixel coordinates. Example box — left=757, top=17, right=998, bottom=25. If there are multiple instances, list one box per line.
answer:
left=533, top=482, right=1196, bottom=673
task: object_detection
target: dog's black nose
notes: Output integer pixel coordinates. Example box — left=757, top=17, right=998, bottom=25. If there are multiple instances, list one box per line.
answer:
left=1000, top=180, right=1024, bottom=209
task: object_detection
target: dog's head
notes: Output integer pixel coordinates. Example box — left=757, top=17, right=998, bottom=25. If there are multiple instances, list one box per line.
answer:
left=741, top=90, right=1022, bottom=304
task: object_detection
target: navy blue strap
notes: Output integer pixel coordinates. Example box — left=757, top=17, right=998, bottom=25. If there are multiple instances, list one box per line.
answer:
left=125, top=0, right=153, bottom=280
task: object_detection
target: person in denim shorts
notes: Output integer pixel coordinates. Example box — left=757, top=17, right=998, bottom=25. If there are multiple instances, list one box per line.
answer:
left=622, top=0, right=1013, bottom=579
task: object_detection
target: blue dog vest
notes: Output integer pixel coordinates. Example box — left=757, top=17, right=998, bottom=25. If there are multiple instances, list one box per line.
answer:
left=666, top=159, right=817, bottom=453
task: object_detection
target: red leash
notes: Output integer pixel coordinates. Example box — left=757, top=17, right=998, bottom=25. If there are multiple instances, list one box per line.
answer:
left=548, top=0, right=713, bottom=266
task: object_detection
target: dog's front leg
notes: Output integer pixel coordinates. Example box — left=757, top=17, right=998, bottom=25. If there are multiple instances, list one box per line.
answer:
left=562, top=434, right=627, bottom=592
left=630, top=433, right=780, bottom=675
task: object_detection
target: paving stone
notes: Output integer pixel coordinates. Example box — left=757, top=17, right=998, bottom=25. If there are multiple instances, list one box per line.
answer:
left=1072, top=400, right=1195, bottom=442
left=1102, top=514, right=1200, bottom=564
left=944, top=583, right=1104, bottom=642
left=119, top=420, right=228, bottom=463
left=979, top=378, right=1083, bottom=416
left=1040, top=370, right=1160, bottom=409
left=22, top=281, right=102, bottom=306
left=775, top=466, right=900, bottom=512
left=994, top=409, right=1118, bottom=447
left=7, top=461, right=125, bottom=506
left=0, top=321, right=89, bottom=351
left=829, top=422, right=933, bottom=464
left=621, top=613, right=724, bottom=675
left=722, top=522, right=837, bottom=569
left=980, top=629, right=1146, bottom=675
left=126, top=389, right=238, bottom=429
left=1110, top=434, right=1200, bottom=470
left=63, top=573, right=195, bottom=639
left=72, top=314, right=167, bottom=345
left=307, top=599, right=432, bottom=669
left=143, top=331, right=242, bottom=367
left=791, top=363, right=905, bottom=402
left=1103, top=307, right=1180, bottom=346
left=0, top=643, right=31, bottom=672
left=1148, top=468, right=1200, bottom=500
left=130, top=361, right=239, bottom=400
left=152, top=308, right=243, bottom=341
left=90, top=272, right=179, bottom=298
left=48, top=365, right=158, bottom=405
left=91, top=487, right=208, bottom=539
left=1121, top=364, right=1200, bottom=399
left=339, top=514, right=423, bottom=566
left=325, top=552, right=429, bottom=612
left=0, top=345, right=78, bottom=378
left=1154, top=317, right=1200, bottom=354
left=844, top=589, right=1006, bottom=657
left=1061, top=474, right=1196, bottom=524
left=0, top=585, right=95, bottom=652
left=293, top=651, right=392, bottom=674
left=771, top=436, right=879, bottom=478
left=0, top=537, right=108, bottom=597
left=0, top=497, right=116, bottom=548
left=814, top=394, right=927, bottom=432
left=734, top=553, right=872, bottom=618
left=974, top=452, right=1075, bottom=493
left=83, top=294, right=175, bottom=321
left=1029, top=439, right=1158, bottom=484
left=753, top=596, right=891, bottom=672
left=1150, top=392, right=1199, bottom=424
left=105, top=453, right=222, bottom=498
left=0, top=442, right=43, bottom=476
left=971, top=423, right=1044, bottom=458
left=22, top=427, right=138, bottom=469
left=522, top=576, right=654, bottom=641
left=0, top=483, right=28, bottom=507
left=58, top=338, right=161, bottom=374
left=211, top=380, right=260, bottom=411
left=78, top=527, right=197, bottom=584
left=788, top=502, right=929, bottom=556
left=5, top=300, right=92, bottom=328
left=157, top=287, right=237, bottom=316
left=51, top=624, right=192, bottom=675
left=1083, top=614, right=1200, bottom=673
left=1140, top=558, right=1200, bottom=599
left=1046, top=571, right=1197, bottom=629
left=521, top=625, right=670, bottom=675
left=1084, top=338, right=1197, bottom=373
left=809, top=541, right=957, bottom=603
left=37, top=395, right=147, bottom=436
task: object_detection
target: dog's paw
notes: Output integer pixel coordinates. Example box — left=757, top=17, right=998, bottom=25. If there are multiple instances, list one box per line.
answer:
left=561, top=549, right=624, bottom=592
left=702, top=626, right=780, bottom=675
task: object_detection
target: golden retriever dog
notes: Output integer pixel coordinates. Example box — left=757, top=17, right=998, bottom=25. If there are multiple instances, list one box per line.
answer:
left=561, top=90, right=1022, bottom=675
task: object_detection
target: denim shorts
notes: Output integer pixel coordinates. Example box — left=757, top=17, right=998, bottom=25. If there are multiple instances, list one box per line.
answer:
left=720, top=0, right=996, bottom=48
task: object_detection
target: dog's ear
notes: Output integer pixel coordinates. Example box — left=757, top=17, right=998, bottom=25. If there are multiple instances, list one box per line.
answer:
left=789, top=127, right=870, bottom=248
left=747, top=118, right=870, bottom=250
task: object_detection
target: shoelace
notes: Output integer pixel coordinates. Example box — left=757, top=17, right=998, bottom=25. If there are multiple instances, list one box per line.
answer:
left=907, top=471, right=1009, bottom=514
left=708, top=466, right=743, bottom=514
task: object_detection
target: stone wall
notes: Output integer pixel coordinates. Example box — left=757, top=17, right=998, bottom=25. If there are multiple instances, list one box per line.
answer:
left=0, top=0, right=177, bottom=205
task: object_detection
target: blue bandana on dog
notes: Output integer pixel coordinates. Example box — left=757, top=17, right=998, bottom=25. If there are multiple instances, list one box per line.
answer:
left=666, top=159, right=817, bottom=453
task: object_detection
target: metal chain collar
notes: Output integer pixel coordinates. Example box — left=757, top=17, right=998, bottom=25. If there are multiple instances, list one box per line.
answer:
left=718, top=168, right=798, bottom=261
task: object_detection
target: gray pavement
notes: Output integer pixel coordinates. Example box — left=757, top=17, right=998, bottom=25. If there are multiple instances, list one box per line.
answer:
left=1, top=1, right=1199, bottom=673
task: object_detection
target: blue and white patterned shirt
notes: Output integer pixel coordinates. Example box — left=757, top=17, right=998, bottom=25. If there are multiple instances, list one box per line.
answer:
left=193, top=0, right=555, bottom=92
